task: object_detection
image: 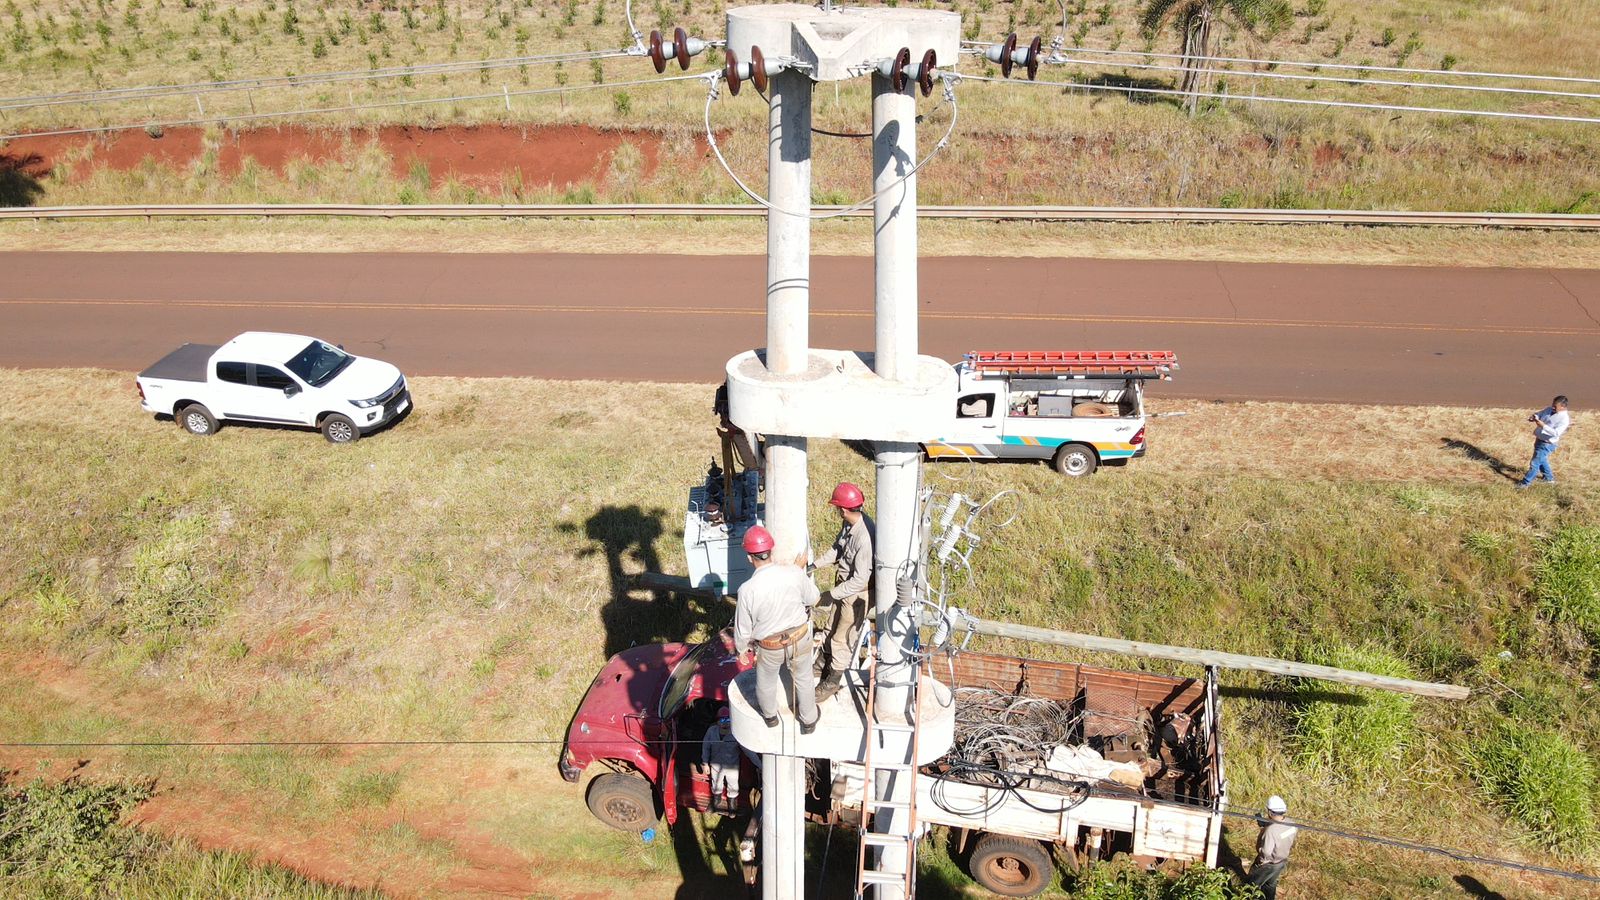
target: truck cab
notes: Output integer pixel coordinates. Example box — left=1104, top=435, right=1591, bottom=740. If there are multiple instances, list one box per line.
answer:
left=560, top=636, right=756, bottom=830
left=929, top=350, right=1178, bottom=477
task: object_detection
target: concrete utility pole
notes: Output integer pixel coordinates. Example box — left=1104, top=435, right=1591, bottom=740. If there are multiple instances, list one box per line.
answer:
left=759, top=64, right=813, bottom=900
left=722, top=7, right=959, bottom=899
left=868, top=67, right=922, bottom=897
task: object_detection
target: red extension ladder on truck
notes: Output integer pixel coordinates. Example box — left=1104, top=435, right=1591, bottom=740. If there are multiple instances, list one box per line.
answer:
left=964, top=349, right=1179, bottom=378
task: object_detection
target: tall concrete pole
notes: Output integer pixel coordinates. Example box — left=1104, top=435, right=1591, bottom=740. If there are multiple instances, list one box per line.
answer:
left=869, top=69, right=921, bottom=900
left=761, top=66, right=812, bottom=900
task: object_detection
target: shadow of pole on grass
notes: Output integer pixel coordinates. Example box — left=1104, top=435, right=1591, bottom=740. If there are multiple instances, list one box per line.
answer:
left=1454, top=874, right=1508, bottom=899
left=565, top=505, right=730, bottom=658
left=1439, top=438, right=1521, bottom=481
left=671, top=811, right=752, bottom=899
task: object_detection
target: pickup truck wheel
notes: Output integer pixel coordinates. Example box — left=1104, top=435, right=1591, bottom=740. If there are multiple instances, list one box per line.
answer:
left=320, top=414, right=360, bottom=444
left=178, top=404, right=217, bottom=436
left=1052, top=443, right=1097, bottom=478
left=585, top=773, right=659, bottom=831
left=970, top=834, right=1054, bottom=897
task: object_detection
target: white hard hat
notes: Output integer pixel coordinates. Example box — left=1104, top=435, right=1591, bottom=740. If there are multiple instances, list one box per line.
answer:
left=1266, top=795, right=1288, bottom=814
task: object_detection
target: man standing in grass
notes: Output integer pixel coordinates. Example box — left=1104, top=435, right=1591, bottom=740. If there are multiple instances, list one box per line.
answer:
left=733, top=526, right=820, bottom=735
left=1517, top=395, right=1570, bottom=488
left=1247, top=795, right=1299, bottom=900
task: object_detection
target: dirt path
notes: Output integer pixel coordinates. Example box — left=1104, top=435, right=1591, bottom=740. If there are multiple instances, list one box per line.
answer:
left=1, top=251, right=1597, bottom=407
left=0, top=648, right=677, bottom=899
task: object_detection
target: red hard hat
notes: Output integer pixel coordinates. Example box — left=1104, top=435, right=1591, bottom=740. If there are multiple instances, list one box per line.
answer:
left=718, top=707, right=732, bottom=719
left=829, top=482, right=865, bottom=509
left=742, top=525, right=775, bottom=554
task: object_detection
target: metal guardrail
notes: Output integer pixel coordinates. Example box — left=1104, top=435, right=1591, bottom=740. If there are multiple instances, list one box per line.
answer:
left=1, top=203, right=1597, bottom=228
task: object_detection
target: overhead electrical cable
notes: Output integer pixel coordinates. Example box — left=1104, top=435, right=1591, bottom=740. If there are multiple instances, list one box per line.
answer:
left=953, top=72, right=1600, bottom=125
left=1044, top=54, right=1600, bottom=102
left=0, top=71, right=710, bottom=142
left=959, top=40, right=1600, bottom=86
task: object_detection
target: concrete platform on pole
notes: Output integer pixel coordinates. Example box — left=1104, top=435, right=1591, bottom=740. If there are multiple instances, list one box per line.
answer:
left=725, top=348, right=955, bottom=442
left=728, top=666, right=955, bottom=761
left=726, top=5, right=959, bottom=83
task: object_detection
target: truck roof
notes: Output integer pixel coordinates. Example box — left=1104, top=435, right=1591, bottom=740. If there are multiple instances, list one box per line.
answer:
left=222, top=331, right=323, bottom=364
left=139, top=342, right=222, bottom=382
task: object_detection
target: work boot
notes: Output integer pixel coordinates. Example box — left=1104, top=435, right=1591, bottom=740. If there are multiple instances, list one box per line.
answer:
left=762, top=713, right=780, bottom=728
left=799, top=717, right=817, bottom=735
left=815, top=673, right=844, bottom=702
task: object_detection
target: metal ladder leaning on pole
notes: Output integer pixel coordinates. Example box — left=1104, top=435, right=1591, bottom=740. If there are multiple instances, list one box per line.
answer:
left=853, top=622, right=922, bottom=899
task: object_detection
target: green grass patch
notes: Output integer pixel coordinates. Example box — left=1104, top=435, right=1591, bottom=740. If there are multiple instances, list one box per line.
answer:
left=1289, top=644, right=1416, bottom=776
left=1534, top=525, right=1600, bottom=641
left=1467, top=723, right=1597, bottom=853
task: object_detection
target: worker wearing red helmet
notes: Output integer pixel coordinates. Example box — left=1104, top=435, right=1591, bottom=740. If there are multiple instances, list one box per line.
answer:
left=810, top=481, right=876, bottom=700
left=732, top=525, right=820, bottom=734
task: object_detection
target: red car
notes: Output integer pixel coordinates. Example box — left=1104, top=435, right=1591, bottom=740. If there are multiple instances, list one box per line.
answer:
left=560, top=635, right=756, bottom=830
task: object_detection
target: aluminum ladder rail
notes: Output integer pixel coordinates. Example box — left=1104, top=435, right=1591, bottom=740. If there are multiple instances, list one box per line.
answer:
left=852, top=627, right=922, bottom=899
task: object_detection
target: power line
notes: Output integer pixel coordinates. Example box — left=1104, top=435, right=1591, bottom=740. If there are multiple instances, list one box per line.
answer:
left=954, top=72, right=1600, bottom=125
left=0, top=71, right=710, bottom=142
left=960, top=40, right=1600, bottom=87
left=1046, top=53, right=1600, bottom=102
left=0, top=48, right=633, bottom=111
left=11, top=736, right=1599, bottom=885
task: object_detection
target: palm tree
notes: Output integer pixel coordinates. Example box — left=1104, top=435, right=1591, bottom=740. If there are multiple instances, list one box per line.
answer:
left=1138, top=0, right=1292, bottom=113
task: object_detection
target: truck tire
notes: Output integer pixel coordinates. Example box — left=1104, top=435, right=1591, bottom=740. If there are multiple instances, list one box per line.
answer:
left=969, top=833, right=1054, bottom=897
left=320, top=413, right=360, bottom=444
left=1052, top=443, right=1097, bottom=478
left=585, top=772, right=659, bottom=831
left=178, top=403, right=218, bottom=436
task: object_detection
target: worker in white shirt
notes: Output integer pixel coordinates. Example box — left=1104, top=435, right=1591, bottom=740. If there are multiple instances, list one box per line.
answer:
left=700, top=706, right=743, bottom=812
left=1517, top=395, right=1571, bottom=488
left=732, top=526, right=820, bottom=734
left=1247, top=795, right=1299, bottom=900
left=809, top=482, right=875, bottom=701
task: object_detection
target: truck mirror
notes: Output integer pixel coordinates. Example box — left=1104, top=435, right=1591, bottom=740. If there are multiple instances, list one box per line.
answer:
left=284, top=384, right=301, bottom=398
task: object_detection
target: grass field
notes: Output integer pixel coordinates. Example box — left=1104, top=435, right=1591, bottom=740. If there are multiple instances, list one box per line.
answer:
left=3, top=0, right=1600, bottom=215
left=5, top=216, right=1600, bottom=270
left=1, top=367, right=1597, bottom=897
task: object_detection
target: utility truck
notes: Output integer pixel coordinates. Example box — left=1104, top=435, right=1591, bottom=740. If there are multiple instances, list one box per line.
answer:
left=135, top=332, right=410, bottom=444
left=929, top=350, right=1179, bottom=477
left=560, top=635, right=1224, bottom=897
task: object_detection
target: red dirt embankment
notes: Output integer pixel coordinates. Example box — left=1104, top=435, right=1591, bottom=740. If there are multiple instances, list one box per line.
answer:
left=2, top=124, right=678, bottom=188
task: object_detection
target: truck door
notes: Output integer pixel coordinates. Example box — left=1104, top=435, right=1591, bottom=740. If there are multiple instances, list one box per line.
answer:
left=943, top=388, right=1004, bottom=456
left=209, top=360, right=253, bottom=420
left=251, top=364, right=315, bottom=425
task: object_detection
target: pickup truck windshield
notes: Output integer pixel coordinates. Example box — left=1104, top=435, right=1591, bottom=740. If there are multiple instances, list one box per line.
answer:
left=285, top=341, right=353, bottom=388
left=659, top=642, right=711, bottom=720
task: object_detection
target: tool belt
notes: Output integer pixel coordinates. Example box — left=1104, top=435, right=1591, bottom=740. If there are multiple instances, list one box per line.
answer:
left=756, top=623, right=809, bottom=651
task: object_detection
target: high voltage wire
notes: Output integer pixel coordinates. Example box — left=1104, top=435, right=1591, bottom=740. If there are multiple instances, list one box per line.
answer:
left=7, top=735, right=1598, bottom=885
left=954, top=72, right=1600, bottom=125
left=1045, top=53, right=1600, bottom=102
left=0, top=48, right=634, bottom=111
left=959, top=39, right=1600, bottom=87
left=0, top=71, right=710, bottom=142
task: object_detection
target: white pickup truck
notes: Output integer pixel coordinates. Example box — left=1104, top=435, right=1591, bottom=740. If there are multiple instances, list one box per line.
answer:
left=929, top=350, right=1179, bottom=477
left=136, top=332, right=410, bottom=444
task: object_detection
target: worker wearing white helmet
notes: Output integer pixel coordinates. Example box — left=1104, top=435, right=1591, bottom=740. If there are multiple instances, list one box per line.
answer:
left=1247, top=794, right=1299, bottom=900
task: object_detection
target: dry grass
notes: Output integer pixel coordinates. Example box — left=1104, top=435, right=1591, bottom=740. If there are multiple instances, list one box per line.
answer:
left=3, top=2, right=1600, bottom=216
left=0, top=367, right=1597, bottom=897
left=5, top=215, right=1600, bottom=269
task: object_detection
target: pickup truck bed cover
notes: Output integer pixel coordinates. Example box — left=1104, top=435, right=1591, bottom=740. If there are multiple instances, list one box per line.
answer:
left=139, top=343, right=220, bottom=382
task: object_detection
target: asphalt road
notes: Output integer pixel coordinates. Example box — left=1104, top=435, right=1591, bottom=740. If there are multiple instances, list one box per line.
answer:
left=2, top=251, right=1597, bottom=407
